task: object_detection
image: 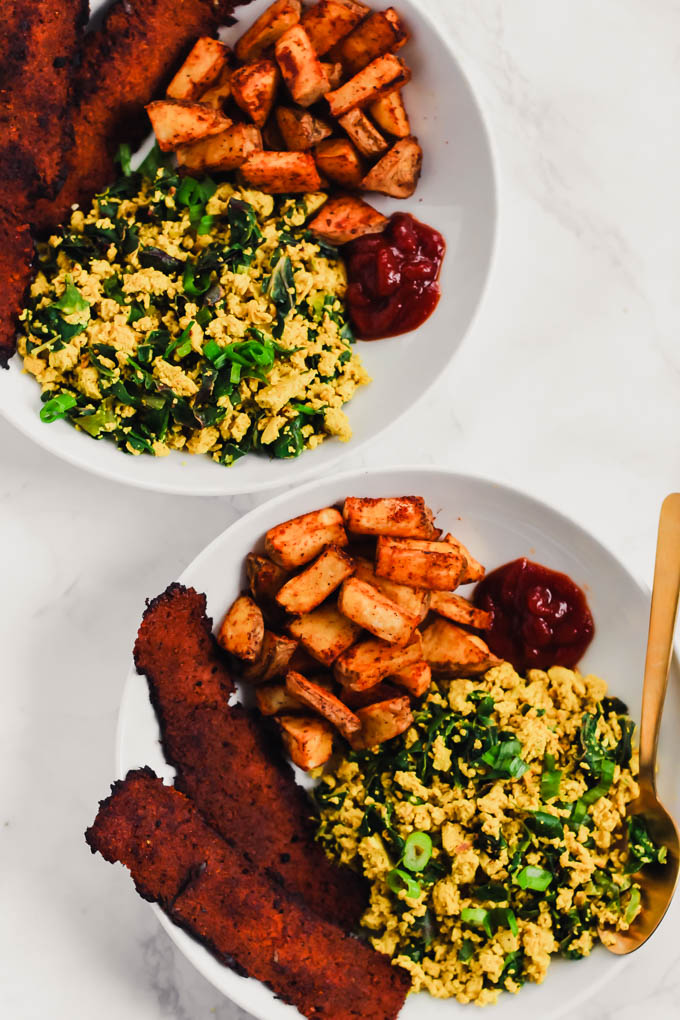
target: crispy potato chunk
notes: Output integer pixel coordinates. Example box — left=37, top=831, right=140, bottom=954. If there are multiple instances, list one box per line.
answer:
left=340, top=681, right=402, bottom=709
left=176, top=123, right=261, bottom=171
left=338, top=577, right=413, bottom=646
left=277, top=715, right=334, bottom=769
left=275, top=25, right=331, bottom=106
left=375, top=536, right=466, bottom=591
left=230, top=60, right=280, bottom=127
left=369, top=90, right=410, bottom=137
left=146, top=100, right=231, bottom=150
left=443, top=534, right=486, bottom=583
left=235, top=0, right=302, bottom=61
left=301, top=0, right=366, bottom=55
left=242, top=631, right=298, bottom=683
left=265, top=507, right=348, bottom=569
left=421, top=619, right=500, bottom=677
left=326, top=53, right=410, bottom=117
left=286, top=670, right=360, bottom=738
left=216, top=595, right=264, bottom=661
left=240, top=150, right=322, bottom=191
left=334, top=631, right=422, bottom=690
left=353, top=557, right=430, bottom=626
left=343, top=496, right=439, bottom=539
left=276, top=106, right=333, bottom=150
left=320, top=60, right=344, bottom=89
left=430, top=591, right=492, bottom=630
left=166, top=37, right=230, bottom=101
left=314, top=138, right=364, bottom=187
left=276, top=545, right=355, bottom=614
left=255, top=682, right=304, bottom=715
left=246, top=553, right=290, bottom=602
left=389, top=660, right=431, bottom=698
left=198, top=67, right=232, bottom=110
left=338, top=108, right=388, bottom=157
left=361, top=136, right=422, bottom=197
left=333, top=8, right=409, bottom=75
left=349, top=696, right=413, bottom=750
left=308, top=195, right=387, bottom=244
left=289, top=605, right=362, bottom=666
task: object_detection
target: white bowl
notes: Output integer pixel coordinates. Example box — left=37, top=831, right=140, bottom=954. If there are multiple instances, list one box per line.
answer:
left=117, top=467, right=680, bottom=1019
left=0, top=0, right=497, bottom=495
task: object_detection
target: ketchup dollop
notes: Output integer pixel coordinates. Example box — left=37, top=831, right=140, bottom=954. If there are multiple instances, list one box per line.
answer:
left=473, top=558, right=595, bottom=672
left=345, top=213, right=445, bottom=339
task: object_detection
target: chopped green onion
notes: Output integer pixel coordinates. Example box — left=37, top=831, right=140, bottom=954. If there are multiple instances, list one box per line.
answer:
left=581, top=757, right=616, bottom=804
left=402, top=832, right=433, bottom=873
left=513, top=866, right=553, bottom=892
left=540, top=753, right=562, bottom=800
left=386, top=868, right=421, bottom=899
left=458, top=938, right=474, bottom=962
left=40, top=392, right=77, bottom=423
left=461, top=907, right=492, bottom=937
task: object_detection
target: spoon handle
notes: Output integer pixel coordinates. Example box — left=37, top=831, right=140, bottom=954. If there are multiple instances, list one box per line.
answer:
left=638, top=493, right=680, bottom=788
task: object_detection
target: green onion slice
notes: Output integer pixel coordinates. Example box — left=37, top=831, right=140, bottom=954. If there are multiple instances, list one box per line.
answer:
left=461, top=907, right=492, bottom=937
left=513, top=865, right=553, bottom=892
left=40, top=393, right=77, bottom=423
left=386, top=868, right=421, bottom=899
left=402, top=831, right=433, bottom=873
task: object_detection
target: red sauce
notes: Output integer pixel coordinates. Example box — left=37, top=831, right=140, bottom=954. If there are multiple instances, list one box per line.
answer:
left=344, top=213, right=445, bottom=339
left=473, top=558, right=595, bottom=672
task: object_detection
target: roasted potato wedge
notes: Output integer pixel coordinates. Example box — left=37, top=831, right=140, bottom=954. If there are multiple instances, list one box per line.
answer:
left=340, top=681, right=402, bottom=709
left=388, top=659, right=431, bottom=698
left=343, top=496, right=440, bottom=539
left=277, top=714, right=334, bottom=769
left=375, top=535, right=466, bottom=591
left=361, top=135, right=422, bottom=197
left=166, top=37, right=230, bottom=101
left=348, top=695, right=413, bottom=750
left=276, top=545, right=355, bottom=614
left=265, top=507, right=348, bottom=569
left=176, top=123, right=261, bottom=171
left=230, top=59, right=280, bottom=127
left=255, top=682, right=304, bottom=715
left=240, top=149, right=323, bottom=191
left=289, top=604, right=362, bottom=665
left=275, top=25, right=331, bottom=106
left=430, top=591, right=492, bottom=630
left=443, top=534, right=486, bottom=583
left=308, top=195, right=387, bottom=244
left=338, top=108, right=388, bottom=157
left=235, top=0, right=302, bottom=62
left=369, top=90, right=410, bottom=137
left=198, top=67, right=232, bottom=110
left=338, top=577, right=413, bottom=646
left=242, top=630, right=298, bottom=683
left=301, top=0, right=366, bottom=56
left=216, top=595, right=264, bottom=661
left=276, top=106, right=333, bottom=150
left=326, top=53, right=410, bottom=117
left=353, top=557, right=430, bottom=626
left=421, top=619, right=500, bottom=677
left=334, top=631, right=422, bottom=690
left=313, top=138, right=364, bottom=187
left=146, top=100, right=232, bottom=151
left=246, top=553, right=290, bottom=602
left=333, top=8, right=409, bottom=75
left=286, top=670, right=361, bottom=738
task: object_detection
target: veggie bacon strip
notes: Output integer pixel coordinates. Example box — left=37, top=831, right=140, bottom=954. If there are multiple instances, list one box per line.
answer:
left=86, top=769, right=410, bottom=1020
left=133, top=582, right=368, bottom=929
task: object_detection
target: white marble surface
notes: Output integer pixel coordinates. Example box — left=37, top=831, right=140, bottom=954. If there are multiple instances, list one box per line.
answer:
left=1, top=0, right=680, bottom=1017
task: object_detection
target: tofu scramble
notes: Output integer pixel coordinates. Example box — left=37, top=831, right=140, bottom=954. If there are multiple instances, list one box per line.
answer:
left=18, top=149, right=369, bottom=463
left=315, top=662, right=667, bottom=1006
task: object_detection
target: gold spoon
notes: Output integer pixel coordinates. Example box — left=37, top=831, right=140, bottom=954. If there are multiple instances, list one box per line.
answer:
left=603, top=493, right=680, bottom=953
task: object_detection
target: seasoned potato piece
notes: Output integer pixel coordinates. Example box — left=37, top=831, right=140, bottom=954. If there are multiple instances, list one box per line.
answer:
left=430, top=591, right=492, bottom=630
left=421, top=619, right=500, bottom=677
left=308, top=195, right=387, bottom=244
left=326, top=53, right=410, bottom=117
left=321, top=60, right=344, bottom=88
left=334, top=631, right=422, bottom=690
left=353, top=557, right=430, bottom=625
left=230, top=59, right=280, bottom=127
left=340, top=681, right=402, bottom=709
left=255, top=682, right=304, bottom=715
left=375, top=535, right=465, bottom=591
left=166, top=37, right=230, bottom=101
left=286, top=670, right=360, bottom=738
left=242, top=630, right=298, bottom=683
left=361, top=136, right=422, bottom=197
left=240, top=150, right=322, bottom=192
left=338, top=577, right=413, bottom=646
left=198, top=67, right=232, bottom=110
left=216, top=595, right=264, bottom=661
left=275, top=25, right=330, bottom=106
left=343, top=495, right=439, bottom=539
left=276, top=106, right=333, bottom=150
left=176, top=123, right=261, bottom=171
left=389, top=660, right=431, bottom=698
left=338, top=108, right=388, bottom=157
left=289, top=604, right=361, bottom=665
left=235, top=0, right=302, bottom=61
left=369, top=90, right=410, bottom=137
left=333, top=8, right=408, bottom=75
left=301, top=0, right=366, bottom=56
left=313, top=138, right=364, bottom=187
left=265, top=507, right=348, bottom=569
left=246, top=553, right=290, bottom=602
left=146, top=100, right=232, bottom=151
left=348, top=696, right=413, bottom=750
left=277, top=714, right=334, bottom=769
left=276, top=545, right=355, bottom=614
left=443, top=534, right=486, bottom=583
